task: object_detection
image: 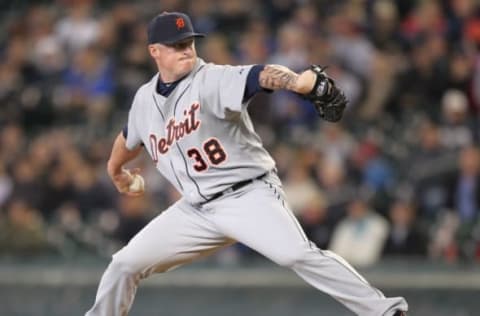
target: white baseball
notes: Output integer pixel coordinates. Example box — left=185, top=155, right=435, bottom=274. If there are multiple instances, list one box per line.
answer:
left=122, top=169, right=144, bottom=193
left=128, top=173, right=145, bottom=193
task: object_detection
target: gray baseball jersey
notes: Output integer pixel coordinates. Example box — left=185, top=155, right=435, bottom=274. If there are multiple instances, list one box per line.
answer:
left=126, top=58, right=275, bottom=204
left=86, top=58, right=408, bottom=316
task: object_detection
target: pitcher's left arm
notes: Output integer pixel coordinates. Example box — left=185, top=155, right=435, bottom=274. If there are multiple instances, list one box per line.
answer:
left=259, top=64, right=348, bottom=122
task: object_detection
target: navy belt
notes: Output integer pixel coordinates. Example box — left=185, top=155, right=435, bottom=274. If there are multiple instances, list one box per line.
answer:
left=202, top=172, right=268, bottom=204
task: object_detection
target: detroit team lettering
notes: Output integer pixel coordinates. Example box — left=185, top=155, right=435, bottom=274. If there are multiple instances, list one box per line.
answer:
left=151, top=102, right=201, bottom=156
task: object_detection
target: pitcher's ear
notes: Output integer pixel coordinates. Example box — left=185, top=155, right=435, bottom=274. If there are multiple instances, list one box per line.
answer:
left=148, top=44, right=159, bottom=58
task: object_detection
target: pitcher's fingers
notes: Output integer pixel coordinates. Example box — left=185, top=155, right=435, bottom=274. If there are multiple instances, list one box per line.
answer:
left=130, top=168, right=142, bottom=175
left=125, top=190, right=145, bottom=197
left=114, top=173, right=132, bottom=185
left=116, top=183, right=129, bottom=193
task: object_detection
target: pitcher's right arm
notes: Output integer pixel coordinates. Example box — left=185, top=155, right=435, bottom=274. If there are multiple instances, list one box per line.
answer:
left=107, top=132, right=144, bottom=196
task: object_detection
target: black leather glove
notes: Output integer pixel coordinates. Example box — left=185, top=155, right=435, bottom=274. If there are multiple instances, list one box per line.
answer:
left=303, top=65, right=348, bottom=122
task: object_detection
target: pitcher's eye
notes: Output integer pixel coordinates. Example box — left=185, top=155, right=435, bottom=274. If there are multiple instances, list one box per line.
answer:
left=172, top=39, right=193, bottom=50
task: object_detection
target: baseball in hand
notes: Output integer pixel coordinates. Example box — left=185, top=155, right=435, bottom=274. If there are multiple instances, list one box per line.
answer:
left=121, top=169, right=145, bottom=193
left=128, top=173, right=145, bottom=193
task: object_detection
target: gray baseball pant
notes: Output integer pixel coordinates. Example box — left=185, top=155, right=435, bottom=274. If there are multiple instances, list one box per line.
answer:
left=85, top=172, right=408, bottom=316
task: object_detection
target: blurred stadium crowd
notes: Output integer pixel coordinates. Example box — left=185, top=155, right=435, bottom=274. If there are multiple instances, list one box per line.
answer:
left=1, top=0, right=480, bottom=266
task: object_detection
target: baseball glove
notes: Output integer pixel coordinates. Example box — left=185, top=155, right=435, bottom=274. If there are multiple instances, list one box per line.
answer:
left=303, top=65, right=348, bottom=122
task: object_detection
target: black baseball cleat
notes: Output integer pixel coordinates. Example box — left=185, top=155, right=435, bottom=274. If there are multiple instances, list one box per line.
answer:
left=393, top=311, right=407, bottom=316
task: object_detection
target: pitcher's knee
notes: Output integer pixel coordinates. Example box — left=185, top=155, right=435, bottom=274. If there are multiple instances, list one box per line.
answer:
left=109, top=256, right=139, bottom=276
left=110, top=249, right=174, bottom=278
left=273, top=249, right=308, bottom=268
left=110, top=248, right=151, bottom=276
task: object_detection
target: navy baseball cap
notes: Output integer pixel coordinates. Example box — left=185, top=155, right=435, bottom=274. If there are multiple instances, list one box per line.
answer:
left=147, top=12, right=205, bottom=45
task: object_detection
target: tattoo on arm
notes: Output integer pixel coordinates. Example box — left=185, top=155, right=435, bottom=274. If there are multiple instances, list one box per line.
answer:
left=259, top=65, right=299, bottom=91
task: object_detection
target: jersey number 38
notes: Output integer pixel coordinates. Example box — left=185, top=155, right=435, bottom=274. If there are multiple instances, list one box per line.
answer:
left=187, top=138, right=227, bottom=172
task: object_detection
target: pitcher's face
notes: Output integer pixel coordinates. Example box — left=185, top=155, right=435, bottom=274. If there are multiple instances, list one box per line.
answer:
left=149, top=38, right=197, bottom=82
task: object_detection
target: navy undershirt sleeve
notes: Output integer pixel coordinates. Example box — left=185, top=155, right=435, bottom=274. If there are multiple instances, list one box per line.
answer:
left=243, top=64, right=273, bottom=102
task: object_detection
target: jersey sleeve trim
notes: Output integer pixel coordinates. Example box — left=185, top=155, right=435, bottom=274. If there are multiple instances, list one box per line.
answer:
left=122, top=125, right=128, bottom=139
left=243, top=64, right=273, bottom=102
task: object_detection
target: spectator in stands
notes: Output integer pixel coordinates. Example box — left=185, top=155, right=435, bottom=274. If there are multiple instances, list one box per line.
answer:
left=55, top=0, right=99, bottom=53
left=29, top=5, right=66, bottom=77
left=367, top=0, right=404, bottom=53
left=283, top=164, right=321, bottom=215
left=41, top=163, right=74, bottom=221
left=315, top=158, right=357, bottom=223
left=445, top=0, right=479, bottom=45
left=329, top=189, right=389, bottom=267
left=400, top=0, right=446, bottom=41
left=313, top=122, right=355, bottom=166
left=116, top=21, right=152, bottom=110
left=439, top=89, right=474, bottom=150
left=71, top=163, right=115, bottom=221
left=446, top=46, right=475, bottom=95
left=11, top=157, right=44, bottom=211
left=444, top=145, right=480, bottom=260
left=387, top=25, right=449, bottom=120
left=61, top=44, right=114, bottom=128
left=410, top=120, right=454, bottom=221
left=297, top=191, right=332, bottom=250
left=349, top=137, right=395, bottom=215
left=0, top=199, right=52, bottom=256
left=383, top=199, right=427, bottom=257
left=327, top=2, right=376, bottom=81
left=0, top=124, right=25, bottom=167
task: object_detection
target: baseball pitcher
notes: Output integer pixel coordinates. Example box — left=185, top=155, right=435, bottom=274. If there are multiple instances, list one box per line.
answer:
left=85, top=12, right=408, bottom=316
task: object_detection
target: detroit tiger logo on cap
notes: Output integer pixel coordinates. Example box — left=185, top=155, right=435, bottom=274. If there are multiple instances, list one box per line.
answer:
left=147, top=12, right=205, bottom=45
left=176, top=17, right=185, bottom=29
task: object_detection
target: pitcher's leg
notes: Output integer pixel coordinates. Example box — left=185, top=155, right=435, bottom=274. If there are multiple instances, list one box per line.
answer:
left=86, top=200, right=232, bottom=316
left=210, top=176, right=408, bottom=316
left=290, top=244, right=407, bottom=316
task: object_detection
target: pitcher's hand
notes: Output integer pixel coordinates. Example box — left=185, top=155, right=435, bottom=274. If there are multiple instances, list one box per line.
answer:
left=110, top=168, right=144, bottom=197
